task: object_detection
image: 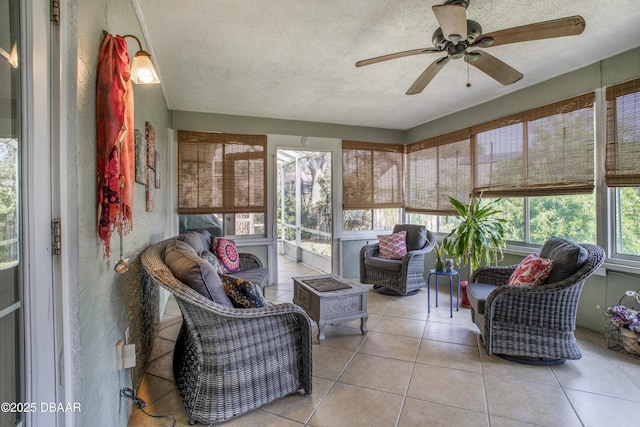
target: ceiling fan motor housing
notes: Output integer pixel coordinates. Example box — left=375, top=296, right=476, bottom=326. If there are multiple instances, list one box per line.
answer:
left=432, top=20, right=482, bottom=53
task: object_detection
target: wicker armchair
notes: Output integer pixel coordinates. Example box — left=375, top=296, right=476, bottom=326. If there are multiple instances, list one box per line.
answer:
left=467, top=238, right=605, bottom=364
left=360, top=224, right=436, bottom=295
left=141, top=239, right=313, bottom=425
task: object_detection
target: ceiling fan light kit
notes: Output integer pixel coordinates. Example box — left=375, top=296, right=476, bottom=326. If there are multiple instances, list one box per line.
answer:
left=355, top=0, right=585, bottom=95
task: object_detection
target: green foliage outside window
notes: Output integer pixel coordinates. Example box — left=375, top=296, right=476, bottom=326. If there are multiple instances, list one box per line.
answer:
left=491, top=194, right=596, bottom=245
left=277, top=152, right=332, bottom=253
left=616, top=187, right=640, bottom=256
left=0, top=140, right=18, bottom=267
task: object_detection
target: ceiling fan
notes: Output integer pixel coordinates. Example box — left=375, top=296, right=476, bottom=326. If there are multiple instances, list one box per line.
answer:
left=355, top=0, right=585, bottom=95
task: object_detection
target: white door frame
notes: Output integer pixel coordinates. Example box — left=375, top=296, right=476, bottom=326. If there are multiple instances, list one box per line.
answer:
left=21, top=0, right=56, bottom=425
left=21, top=1, right=79, bottom=426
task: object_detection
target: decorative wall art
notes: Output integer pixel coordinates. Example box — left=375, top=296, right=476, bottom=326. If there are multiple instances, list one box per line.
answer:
left=146, top=121, right=155, bottom=167
left=145, top=122, right=156, bottom=211
left=146, top=166, right=155, bottom=212
left=134, top=129, right=146, bottom=184
left=154, top=150, right=161, bottom=189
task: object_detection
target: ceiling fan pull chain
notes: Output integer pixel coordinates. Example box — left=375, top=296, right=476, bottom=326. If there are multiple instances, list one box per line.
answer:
left=466, top=61, right=471, bottom=88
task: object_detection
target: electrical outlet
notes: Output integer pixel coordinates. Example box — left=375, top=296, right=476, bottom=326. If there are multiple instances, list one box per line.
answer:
left=116, top=340, right=136, bottom=370
left=123, top=343, right=136, bottom=369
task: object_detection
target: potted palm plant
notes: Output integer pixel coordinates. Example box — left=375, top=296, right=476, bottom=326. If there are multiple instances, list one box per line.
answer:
left=443, top=195, right=506, bottom=280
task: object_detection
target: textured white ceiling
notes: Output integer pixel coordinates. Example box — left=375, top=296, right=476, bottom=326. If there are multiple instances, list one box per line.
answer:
left=134, top=0, right=640, bottom=130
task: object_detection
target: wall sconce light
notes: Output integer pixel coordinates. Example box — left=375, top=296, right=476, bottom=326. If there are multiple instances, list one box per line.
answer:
left=123, top=34, right=160, bottom=84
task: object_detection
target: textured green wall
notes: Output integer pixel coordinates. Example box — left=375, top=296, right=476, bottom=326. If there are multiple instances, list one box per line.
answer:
left=76, top=0, right=170, bottom=425
left=171, top=110, right=404, bottom=144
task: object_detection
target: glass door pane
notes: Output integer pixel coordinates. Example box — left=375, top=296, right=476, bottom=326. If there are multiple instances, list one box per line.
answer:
left=298, top=151, right=331, bottom=269
left=277, top=150, right=332, bottom=273
left=0, top=0, right=21, bottom=425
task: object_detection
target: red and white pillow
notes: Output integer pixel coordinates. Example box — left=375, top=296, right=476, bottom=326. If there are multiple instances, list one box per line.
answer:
left=211, top=237, right=241, bottom=273
left=508, top=253, right=554, bottom=286
left=377, top=230, right=408, bottom=259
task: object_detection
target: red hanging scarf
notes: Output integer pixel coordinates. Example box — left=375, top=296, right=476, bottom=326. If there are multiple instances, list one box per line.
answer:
left=96, top=33, right=135, bottom=258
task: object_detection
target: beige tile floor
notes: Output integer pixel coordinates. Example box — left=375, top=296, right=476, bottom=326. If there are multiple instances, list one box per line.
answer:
left=128, top=256, right=640, bottom=426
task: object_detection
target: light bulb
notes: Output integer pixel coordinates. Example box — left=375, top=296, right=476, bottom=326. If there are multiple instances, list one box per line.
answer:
left=137, top=70, right=154, bottom=84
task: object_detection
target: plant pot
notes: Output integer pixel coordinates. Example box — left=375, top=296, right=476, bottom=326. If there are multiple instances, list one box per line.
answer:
left=434, top=260, right=445, bottom=272
left=620, top=328, right=640, bottom=356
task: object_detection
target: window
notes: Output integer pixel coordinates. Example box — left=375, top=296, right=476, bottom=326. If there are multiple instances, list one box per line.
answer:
left=489, top=198, right=524, bottom=242
left=606, top=78, right=640, bottom=257
left=407, top=213, right=458, bottom=234
left=343, top=208, right=400, bottom=231
left=614, top=187, right=640, bottom=256
left=0, top=138, right=18, bottom=268
left=342, top=141, right=403, bottom=231
left=178, top=213, right=264, bottom=236
left=529, top=194, right=596, bottom=244
left=471, top=93, right=595, bottom=197
left=405, top=129, right=471, bottom=215
left=408, top=93, right=596, bottom=246
left=492, top=195, right=596, bottom=245
left=177, top=131, right=266, bottom=236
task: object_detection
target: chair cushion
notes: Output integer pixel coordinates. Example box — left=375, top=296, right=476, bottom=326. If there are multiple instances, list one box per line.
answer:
left=176, top=229, right=212, bottom=254
left=164, top=240, right=234, bottom=307
left=378, top=230, right=407, bottom=259
left=220, top=274, right=267, bottom=308
left=212, top=237, right=241, bottom=273
left=364, top=256, right=403, bottom=272
left=176, top=231, right=207, bottom=254
left=467, top=283, right=498, bottom=315
left=192, top=229, right=213, bottom=251
left=201, top=250, right=225, bottom=274
left=233, top=268, right=269, bottom=291
left=393, top=224, right=427, bottom=251
left=508, top=253, right=554, bottom=287
left=539, top=237, right=588, bottom=283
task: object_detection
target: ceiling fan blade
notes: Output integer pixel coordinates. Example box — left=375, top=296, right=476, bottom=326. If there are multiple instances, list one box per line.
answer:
left=465, top=51, right=523, bottom=85
left=355, top=47, right=441, bottom=67
left=406, top=56, right=450, bottom=95
left=432, top=4, right=467, bottom=42
left=474, top=16, right=585, bottom=48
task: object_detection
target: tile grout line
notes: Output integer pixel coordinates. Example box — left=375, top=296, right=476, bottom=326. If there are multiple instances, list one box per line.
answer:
left=393, top=328, right=426, bottom=427
left=302, top=328, right=371, bottom=426
left=476, top=337, right=493, bottom=427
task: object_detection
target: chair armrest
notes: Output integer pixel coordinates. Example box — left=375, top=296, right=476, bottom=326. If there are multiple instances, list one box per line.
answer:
left=239, top=252, right=263, bottom=270
left=405, top=246, right=432, bottom=257
left=176, top=300, right=313, bottom=397
left=471, top=265, right=517, bottom=286
left=484, top=284, right=581, bottom=330
left=401, top=247, right=430, bottom=268
left=183, top=299, right=313, bottom=350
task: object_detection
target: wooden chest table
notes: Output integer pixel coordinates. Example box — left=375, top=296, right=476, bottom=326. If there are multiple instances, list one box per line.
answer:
left=293, top=274, right=368, bottom=343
